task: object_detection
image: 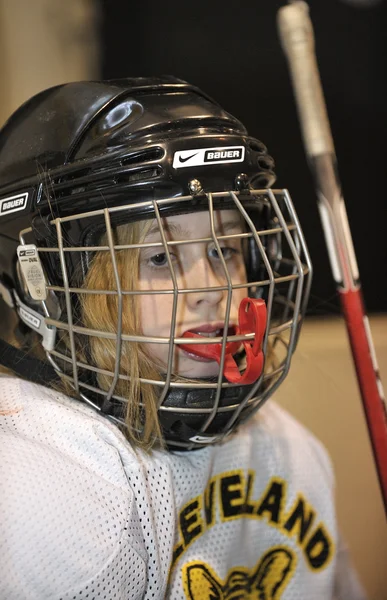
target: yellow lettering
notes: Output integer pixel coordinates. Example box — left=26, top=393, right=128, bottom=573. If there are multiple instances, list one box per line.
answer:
left=283, top=495, right=315, bottom=544
left=204, top=477, right=217, bottom=528
left=256, top=479, right=286, bottom=524
left=180, top=497, right=203, bottom=546
left=304, top=524, right=334, bottom=571
left=243, top=470, right=257, bottom=514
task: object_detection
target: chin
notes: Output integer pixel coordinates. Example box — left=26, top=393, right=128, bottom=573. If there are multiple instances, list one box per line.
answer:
left=177, top=360, right=220, bottom=379
left=155, top=351, right=220, bottom=380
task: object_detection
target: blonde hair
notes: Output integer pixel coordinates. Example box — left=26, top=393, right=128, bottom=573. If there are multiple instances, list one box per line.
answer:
left=80, top=220, right=163, bottom=450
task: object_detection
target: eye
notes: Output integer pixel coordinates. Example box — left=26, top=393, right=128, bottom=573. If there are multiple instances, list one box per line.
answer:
left=208, top=246, right=239, bottom=260
left=150, top=252, right=168, bottom=267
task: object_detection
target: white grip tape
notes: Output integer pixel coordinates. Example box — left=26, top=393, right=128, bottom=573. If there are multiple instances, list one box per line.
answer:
left=277, top=1, right=334, bottom=157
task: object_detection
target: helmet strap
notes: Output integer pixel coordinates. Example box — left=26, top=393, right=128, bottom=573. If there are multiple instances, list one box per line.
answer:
left=0, top=338, right=59, bottom=386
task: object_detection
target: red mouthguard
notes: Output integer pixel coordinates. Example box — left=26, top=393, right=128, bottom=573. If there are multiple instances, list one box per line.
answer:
left=179, top=298, right=267, bottom=384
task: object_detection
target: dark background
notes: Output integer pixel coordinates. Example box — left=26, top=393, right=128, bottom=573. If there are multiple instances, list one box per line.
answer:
left=100, top=0, right=387, bottom=316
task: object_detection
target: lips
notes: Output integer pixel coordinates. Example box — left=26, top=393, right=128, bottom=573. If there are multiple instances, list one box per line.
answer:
left=184, top=323, right=237, bottom=338
left=180, top=323, right=238, bottom=363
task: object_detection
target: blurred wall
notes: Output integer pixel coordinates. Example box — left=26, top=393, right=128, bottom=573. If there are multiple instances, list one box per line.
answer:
left=0, top=0, right=100, bottom=127
left=275, top=315, right=387, bottom=600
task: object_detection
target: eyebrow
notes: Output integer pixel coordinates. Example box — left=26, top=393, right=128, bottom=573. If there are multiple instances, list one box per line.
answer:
left=145, top=218, right=243, bottom=241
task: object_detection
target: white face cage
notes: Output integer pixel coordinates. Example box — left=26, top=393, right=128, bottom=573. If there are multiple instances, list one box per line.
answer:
left=16, top=188, right=312, bottom=450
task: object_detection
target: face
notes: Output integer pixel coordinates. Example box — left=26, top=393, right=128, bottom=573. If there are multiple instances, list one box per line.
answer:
left=138, top=209, right=247, bottom=378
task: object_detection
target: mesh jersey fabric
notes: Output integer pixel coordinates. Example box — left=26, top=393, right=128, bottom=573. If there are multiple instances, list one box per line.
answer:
left=0, top=376, right=366, bottom=600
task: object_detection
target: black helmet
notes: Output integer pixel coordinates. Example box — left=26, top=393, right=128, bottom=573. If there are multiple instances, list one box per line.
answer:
left=0, top=76, right=312, bottom=449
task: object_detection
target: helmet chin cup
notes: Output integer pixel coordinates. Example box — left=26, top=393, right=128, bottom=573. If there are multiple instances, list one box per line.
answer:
left=179, top=298, right=267, bottom=384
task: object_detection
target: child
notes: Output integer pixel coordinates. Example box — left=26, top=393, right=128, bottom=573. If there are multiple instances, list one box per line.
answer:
left=0, top=77, right=366, bottom=599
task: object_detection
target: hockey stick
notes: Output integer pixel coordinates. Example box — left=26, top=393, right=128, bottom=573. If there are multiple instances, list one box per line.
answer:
left=277, top=0, right=387, bottom=516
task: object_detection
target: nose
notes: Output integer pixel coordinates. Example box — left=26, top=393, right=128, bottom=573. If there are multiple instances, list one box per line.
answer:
left=184, top=255, right=226, bottom=310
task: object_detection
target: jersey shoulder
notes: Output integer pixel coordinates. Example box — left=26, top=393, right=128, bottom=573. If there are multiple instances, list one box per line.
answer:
left=0, top=375, right=136, bottom=477
left=242, top=400, right=335, bottom=484
left=0, top=376, right=148, bottom=599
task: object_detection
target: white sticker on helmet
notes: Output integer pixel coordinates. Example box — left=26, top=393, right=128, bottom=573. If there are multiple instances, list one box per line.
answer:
left=189, top=434, right=220, bottom=444
left=0, top=192, right=28, bottom=216
left=17, top=244, right=47, bottom=301
left=19, top=306, right=41, bottom=329
left=173, top=146, right=245, bottom=169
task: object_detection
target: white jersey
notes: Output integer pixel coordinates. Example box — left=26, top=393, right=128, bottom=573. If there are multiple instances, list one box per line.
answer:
left=0, top=376, right=366, bottom=600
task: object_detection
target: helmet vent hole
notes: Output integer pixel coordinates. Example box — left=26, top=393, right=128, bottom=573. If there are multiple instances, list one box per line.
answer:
left=250, top=174, right=274, bottom=189
left=125, top=166, right=163, bottom=183
left=249, top=140, right=267, bottom=154
left=257, top=156, right=275, bottom=170
left=121, top=147, right=164, bottom=166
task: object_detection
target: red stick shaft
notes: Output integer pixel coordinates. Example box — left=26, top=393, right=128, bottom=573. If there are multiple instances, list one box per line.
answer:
left=340, top=289, right=387, bottom=504
left=277, top=1, right=387, bottom=516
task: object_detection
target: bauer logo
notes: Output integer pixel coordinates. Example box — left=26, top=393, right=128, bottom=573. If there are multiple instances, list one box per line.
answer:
left=204, top=148, right=243, bottom=163
left=0, top=192, right=28, bottom=216
left=173, top=146, right=245, bottom=169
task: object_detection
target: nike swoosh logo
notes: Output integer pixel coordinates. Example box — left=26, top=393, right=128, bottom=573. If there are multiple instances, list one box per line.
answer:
left=179, top=152, right=198, bottom=163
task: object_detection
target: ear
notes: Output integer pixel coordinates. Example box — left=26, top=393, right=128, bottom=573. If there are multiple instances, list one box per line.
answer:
left=183, top=563, right=223, bottom=600
left=251, top=548, right=294, bottom=599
